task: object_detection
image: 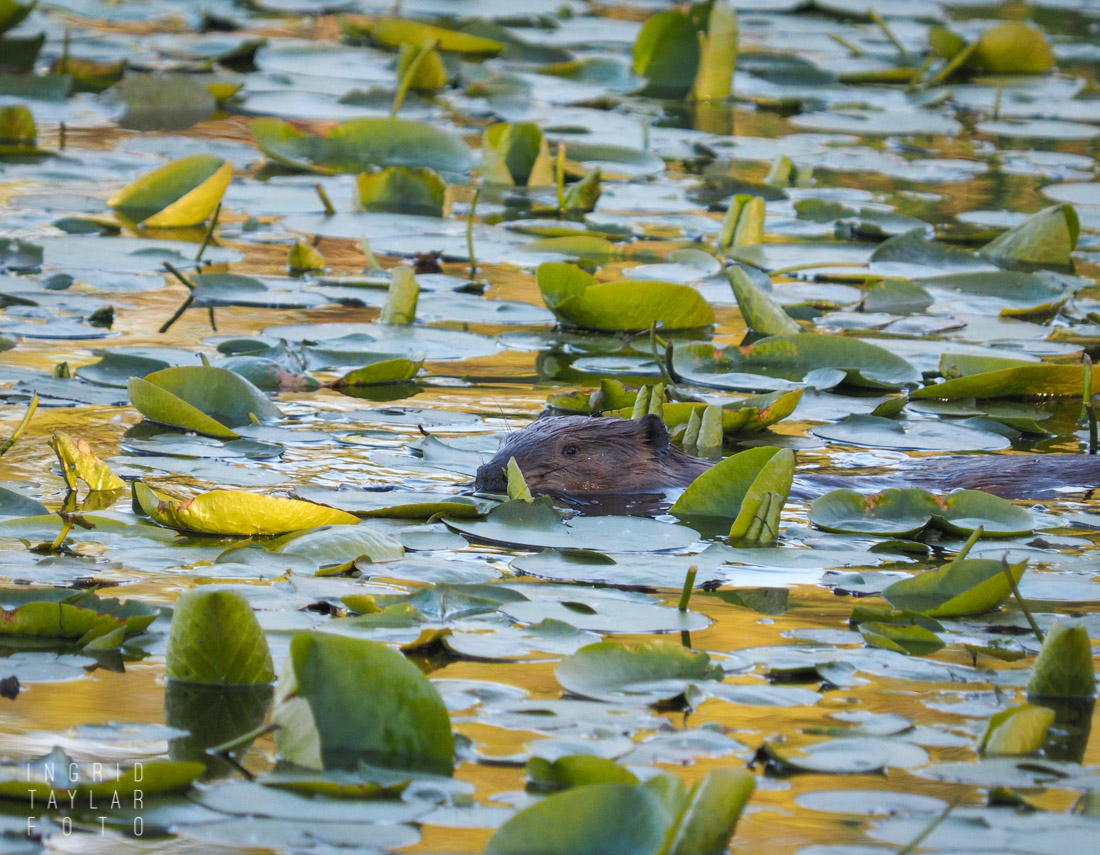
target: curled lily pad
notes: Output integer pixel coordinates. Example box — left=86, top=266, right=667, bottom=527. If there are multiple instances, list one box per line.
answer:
left=166, top=589, right=275, bottom=686
left=882, top=557, right=1028, bottom=618
left=1026, top=621, right=1096, bottom=700
left=129, top=365, right=281, bottom=438
left=48, top=430, right=125, bottom=491
left=981, top=204, right=1079, bottom=269
left=132, top=481, right=359, bottom=536
left=341, top=15, right=503, bottom=55
left=108, top=154, right=232, bottom=228
left=271, top=633, right=454, bottom=773
left=632, top=9, right=701, bottom=99
left=0, top=748, right=203, bottom=801
left=537, top=262, right=714, bottom=332
left=555, top=640, right=723, bottom=705
left=671, top=447, right=789, bottom=523
left=809, top=488, right=1034, bottom=538
left=980, top=706, right=1055, bottom=756
left=482, top=122, right=553, bottom=187
left=975, top=21, right=1055, bottom=74
left=728, top=265, right=799, bottom=336
left=250, top=117, right=473, bottom=175
left=333, top=357, right=422, bottom=386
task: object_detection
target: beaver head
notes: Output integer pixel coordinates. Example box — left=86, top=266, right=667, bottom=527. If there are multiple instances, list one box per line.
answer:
left=473, top=414, right=711, bottom=495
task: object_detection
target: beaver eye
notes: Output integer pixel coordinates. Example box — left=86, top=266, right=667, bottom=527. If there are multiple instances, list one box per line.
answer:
left=562, top=444, right=578, bottom=456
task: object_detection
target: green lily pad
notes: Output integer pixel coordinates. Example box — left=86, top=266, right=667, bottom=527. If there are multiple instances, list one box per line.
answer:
left=129, top=365, right=282, bottom=438
left=537, top=262, right=714, bottom=332
left=443, top=496, right=699, bottom=552
left=859, top=621, right=945, bottom=656
left=271, top=633, right=454, bottom=773
left=250, top=117, right=473, bottom=175
left=975, top=21, right=1054, bottom=74
left=290, top=486, right=494, bottom=519
left=270, top=523, right=405, bottom=568
left=166, top=589, right=275, bottom=686
left=673, top=335, right=919, bottom=391
left=555, top=640, right=723, bottom=705
left=809, top=488, right=1034, bottom=537
left=671, top=446, right=787, bottom=522
left=0, top=0, right=36, bottom=36
left=882, top=557, right=1028, bottom=617
left=341, top=15, right=503, bottom=55
left=910, top=364, right=1100, bottom=401
left=355, top=167, right=448, bottom=217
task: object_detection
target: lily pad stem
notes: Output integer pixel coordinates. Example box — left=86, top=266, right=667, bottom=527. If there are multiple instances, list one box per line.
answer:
left=678, top=565, right=698, bottom=611
left=1002, top=555, right=1043, bottom=644
left=0, top=392, right=37, bottom=458
left=159, top=262, right=212, bottom=335
left=195, top=201, right=221, bottom=263
left=467, top=188, right=480, bottom=281
left=828, top=32, right=863, bottom=57
left=929, top=41, right=978, bottom=87
left=314, top=182, right=335, bottom=216
left=895, top=801, right=955, bottom=855
left=555, top=143, right=566, bottom=214
left=956, top=525, right=982, bottom=561
left=868, top=8, right=908, bottom=59
left=650, top=322, right=673, bottom=386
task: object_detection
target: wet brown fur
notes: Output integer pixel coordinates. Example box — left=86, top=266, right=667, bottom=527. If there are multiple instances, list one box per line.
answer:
left=474, top=416, right=1100, bottom=500
left=474, top=415, right=710, bottom=494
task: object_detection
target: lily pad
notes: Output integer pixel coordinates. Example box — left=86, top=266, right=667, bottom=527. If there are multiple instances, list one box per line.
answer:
left=809, top=488, right=1034, bottom=537
left=108, top=154, right=232, bottom=228
left=537, top=262, right=714, bottom=332
left=165, top=589, right=275, bottom=686
left=556, top=640, right=723, bottom=705
left=882, top=557, right=1028, bottom=618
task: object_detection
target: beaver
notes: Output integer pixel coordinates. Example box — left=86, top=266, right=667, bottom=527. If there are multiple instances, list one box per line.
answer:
left=473, top=414, right=1100, bottom=500
left=473, top=414, right=710, bottom=494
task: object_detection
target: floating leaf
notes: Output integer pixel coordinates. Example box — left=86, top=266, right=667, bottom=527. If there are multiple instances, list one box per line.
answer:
left=107, top=154, right=231, bottom=228
left=883, top=557, right=1028, bottom=617
left=444, top=496, right=699, bottom=552
left=506, top=457, right=533, bottom=502
left=165, top=589, right=274, bottom=686
left=271, top=524, right=405, bottom=568
left=555, top=640, right=722, bottom=705
left=674, top=335, right=919, bottom=391
left=809, top=488, right=1034, bottom=537
left=250, top=117, right=473, bottom=175
left=859, top=621, right=945, bottom=656
left=0, top=0, right=36, bottom=36
left=911, top=364, right=1100, bottom=401
left=980, top=706, right=1055, bottom=756
left=527, top=756, right=638, bottom=792
left=288, top=241, right=325, bottom=274
left=727, top=448, right=794, bottom=546
left=481, top=122, right=553, bottom=187
left=537, top=262, right=713, bottom=332
left=48, top=430, right=125, bottom=491
left=132, top=481, right=359, bottom=536
left=333, top=357, right=422, bottom=386
left=271, top=634, right=454, bottom=773
left=355, top=167, right=447, bottom=217
left=486, top=782, right=673, bottom=855
left=981, top=204, right=1079, bottom=269
left=1027, top=621, right=1096, bottom=699
left=129, top=365, right=281, bottom=438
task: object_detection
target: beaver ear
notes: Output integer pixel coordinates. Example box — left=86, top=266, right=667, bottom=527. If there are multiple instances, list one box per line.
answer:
left=637, top=413, right=670, bottom=450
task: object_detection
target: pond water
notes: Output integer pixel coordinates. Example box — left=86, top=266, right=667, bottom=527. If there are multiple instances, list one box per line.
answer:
left=1, top=0, right=1099, bottom=853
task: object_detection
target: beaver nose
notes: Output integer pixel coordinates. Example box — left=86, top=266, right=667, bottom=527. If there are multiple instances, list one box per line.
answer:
left=474, top=460, right=507, bottom=493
